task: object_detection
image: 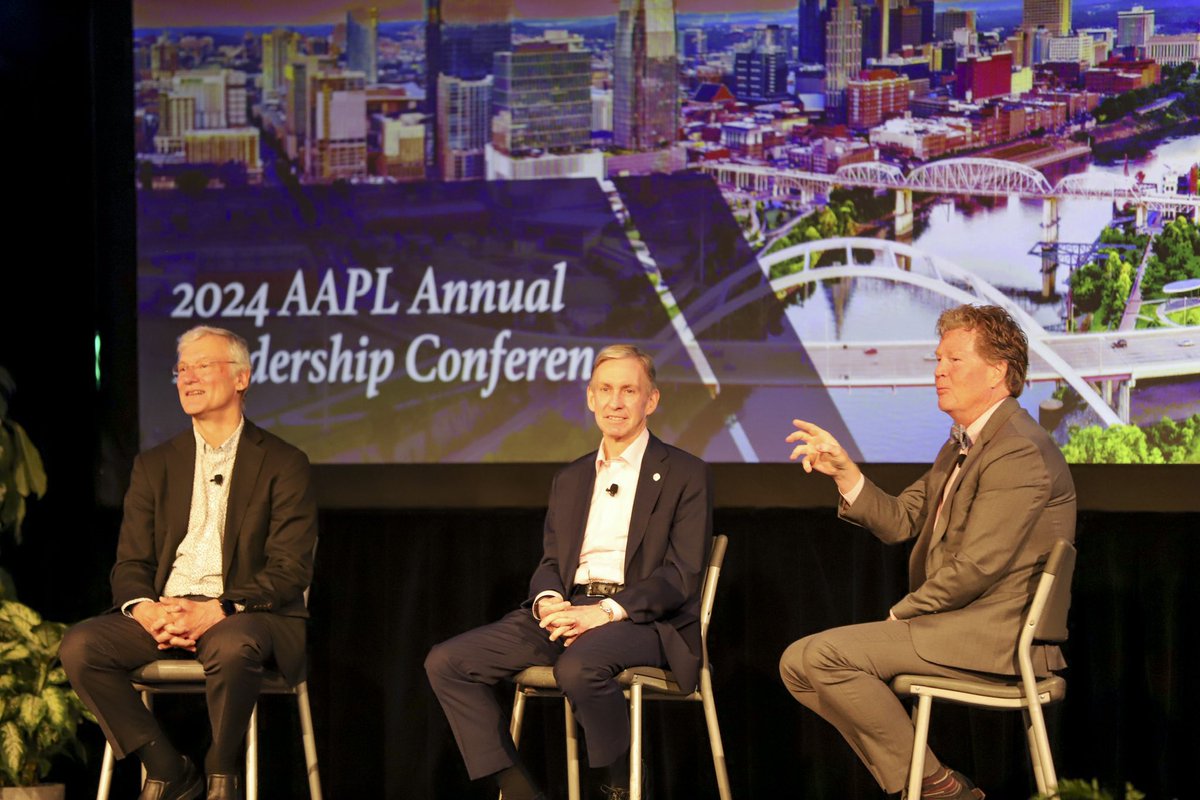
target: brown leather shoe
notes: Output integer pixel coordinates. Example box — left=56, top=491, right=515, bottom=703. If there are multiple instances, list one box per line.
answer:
left=137, top=756, right=203, bottom=800
left=206, top=773, right=242, bottom=800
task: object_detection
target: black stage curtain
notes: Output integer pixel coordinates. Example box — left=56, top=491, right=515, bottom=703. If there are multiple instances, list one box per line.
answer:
left=39, top=507, right=1200, bottom=799
left=287, top=507, right=1197, bottom=800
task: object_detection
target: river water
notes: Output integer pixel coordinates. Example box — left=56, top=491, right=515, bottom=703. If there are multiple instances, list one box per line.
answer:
left=777, top=127, right=1200, bottom=462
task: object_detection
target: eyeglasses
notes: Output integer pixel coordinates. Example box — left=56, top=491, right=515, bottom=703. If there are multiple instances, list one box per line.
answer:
left=172, top=360, right=237, bottom=379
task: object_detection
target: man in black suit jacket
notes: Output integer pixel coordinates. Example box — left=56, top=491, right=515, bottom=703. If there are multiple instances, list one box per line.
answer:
left=61, top=326, right=317, bottom=800
left=426, top=344, right=712, bottom=800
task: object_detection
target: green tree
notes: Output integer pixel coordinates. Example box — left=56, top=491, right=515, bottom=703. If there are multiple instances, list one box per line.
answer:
left=1062, top=424, right=1165, bottom=464
left=1094, top=251, right=1133, bottom=329
left=1070, top=259, right=1104, bottom=315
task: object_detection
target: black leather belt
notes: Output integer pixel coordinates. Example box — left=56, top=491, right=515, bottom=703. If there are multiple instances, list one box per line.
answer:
left=579, top=581, right=623, bottom=598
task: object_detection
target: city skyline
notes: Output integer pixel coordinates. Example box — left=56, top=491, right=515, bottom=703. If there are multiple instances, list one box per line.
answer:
left=134, top=0, right=806, bottom=29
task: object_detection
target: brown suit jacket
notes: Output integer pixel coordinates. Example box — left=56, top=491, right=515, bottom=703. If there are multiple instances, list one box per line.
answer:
left=841, top=397, right=1076, bottom=676
left=526, top=433, right=713, bottom=692
left=110, top=419, right=317, bottom=683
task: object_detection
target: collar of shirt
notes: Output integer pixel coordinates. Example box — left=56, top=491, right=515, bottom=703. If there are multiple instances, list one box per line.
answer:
left=595, top=427, right=650, bottom=477
left=193, top=416, right=245, bottom=457
left=963, top=397, right=1006, bottom=449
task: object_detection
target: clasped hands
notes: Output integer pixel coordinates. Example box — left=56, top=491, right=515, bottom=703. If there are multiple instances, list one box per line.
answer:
left=131, top=597, right=227, bottom=652
left=536, top=597, right=611, bottom=647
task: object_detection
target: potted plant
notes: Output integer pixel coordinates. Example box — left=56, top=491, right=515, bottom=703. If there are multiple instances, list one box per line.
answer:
left=1033, top=778, right=1146, bottom=800
left=0, top=591, right=95, bottom=798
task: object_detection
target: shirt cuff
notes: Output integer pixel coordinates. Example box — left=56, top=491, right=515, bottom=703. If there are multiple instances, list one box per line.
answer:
left=121, top=597, right=154, bottom=617
left=533, top=591, right=563, bottom=619
left=841, top=474, right=866, bottom=506
left=603, top=598, right=628, bottom=621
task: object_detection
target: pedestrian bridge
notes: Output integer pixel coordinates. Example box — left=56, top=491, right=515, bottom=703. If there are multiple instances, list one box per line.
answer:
left=751, top=236, right=1200, bottom=426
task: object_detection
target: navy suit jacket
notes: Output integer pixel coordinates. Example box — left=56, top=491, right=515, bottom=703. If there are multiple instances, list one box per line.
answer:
left=527, top=433, right=712, bottom=691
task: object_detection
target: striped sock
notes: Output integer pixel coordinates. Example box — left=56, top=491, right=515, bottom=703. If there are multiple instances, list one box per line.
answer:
left=922, top=765, right=964, bottom=798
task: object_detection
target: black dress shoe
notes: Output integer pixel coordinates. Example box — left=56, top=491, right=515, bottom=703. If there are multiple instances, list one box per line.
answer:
left=206, top=773, right=242, bottom=800
left=137, top=756, right=203, bottom=800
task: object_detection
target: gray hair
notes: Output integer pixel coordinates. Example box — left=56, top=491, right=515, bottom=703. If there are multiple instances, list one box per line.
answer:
left=591, top=344, right=657, bottom=389
left=177, top=325, right=252, bottom=378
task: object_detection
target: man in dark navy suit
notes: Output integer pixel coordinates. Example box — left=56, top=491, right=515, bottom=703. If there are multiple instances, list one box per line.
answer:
left=426, top=344, right=712, bottom=800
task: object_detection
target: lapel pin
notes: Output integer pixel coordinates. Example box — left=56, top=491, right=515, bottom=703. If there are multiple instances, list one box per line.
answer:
left=653, top=473, right=661, bottom=482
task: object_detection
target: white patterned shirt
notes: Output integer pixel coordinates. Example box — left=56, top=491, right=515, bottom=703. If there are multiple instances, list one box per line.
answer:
left=161, top=419, right=244, bottom=599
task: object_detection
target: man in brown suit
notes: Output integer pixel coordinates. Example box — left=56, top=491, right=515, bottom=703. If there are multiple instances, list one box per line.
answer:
left=780, top=305, right=1076, bottom=799
left=61, top=326, right=317, bottom=800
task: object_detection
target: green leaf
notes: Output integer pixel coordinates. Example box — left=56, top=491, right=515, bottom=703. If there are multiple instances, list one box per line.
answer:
left=0, top=602, right=41, bottom=639
left=16, top=696, right=46, bottom=734
left=0, top=720, right=26, bottom=786
left=41, top=686, right=70, bottom=729
left=0, top=643, right=31, bottom=664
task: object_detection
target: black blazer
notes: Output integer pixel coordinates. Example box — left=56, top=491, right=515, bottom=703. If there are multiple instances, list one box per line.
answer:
left=110, top=419, right=318, bottom=682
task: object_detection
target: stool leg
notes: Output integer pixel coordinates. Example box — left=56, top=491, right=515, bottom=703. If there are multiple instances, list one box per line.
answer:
left=95, top=741, right=116, bottom=800
left=246, top=702, right=259, bottom=800
left=295, top=682, right=323, bottom=800
left=906, top=694, right=932, bottom=800
left=140, top=691, right=152, bottom=790
left=629, top=682, right=643, bottom=800
left=699, top=667, right=732, bottom=800
left=565, top=699, right=581, bottom=800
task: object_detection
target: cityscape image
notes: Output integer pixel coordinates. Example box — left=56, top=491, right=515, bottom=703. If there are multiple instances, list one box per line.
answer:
left=132, top=0, right=1200, bottom=463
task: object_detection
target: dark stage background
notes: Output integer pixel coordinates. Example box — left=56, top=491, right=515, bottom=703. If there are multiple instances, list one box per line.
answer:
left=2, top=2, right=1198, bottom=799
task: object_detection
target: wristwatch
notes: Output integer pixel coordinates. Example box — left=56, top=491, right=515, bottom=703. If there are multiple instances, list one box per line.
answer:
left=219, top=599, right=242, bottom=617
left=599, top=599, right=616, bottom=622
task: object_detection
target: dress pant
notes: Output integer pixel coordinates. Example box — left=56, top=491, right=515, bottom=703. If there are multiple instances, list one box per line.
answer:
left=425, top=595, right=666, bottom=780
left=779, top=620, right=997, bottom=794
left=60, top=610, right=302, bottom=768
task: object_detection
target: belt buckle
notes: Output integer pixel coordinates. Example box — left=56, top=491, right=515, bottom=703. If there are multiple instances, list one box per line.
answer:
left=586, top=581, right=618, bottom=598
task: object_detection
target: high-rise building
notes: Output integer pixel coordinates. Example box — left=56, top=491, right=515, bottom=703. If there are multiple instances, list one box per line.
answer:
left=150, top=34, right=180, bottom=79
left=614, top=0, right=678, bottom=151
left=857, top=1, right=883, bottom=63
left=347, top=7, right=379, bottom=84
left=1023, top=0, right=1070, bottom=38
left=284, top=55, right=337, bottom=160
left=825, top=0, right=864, bottom=119
left=183, top=128, right=261, bottom=176
left=955, top=50, right=1014, bottom=101
left=798, top=0, right=829, bottom=64
left=425, top=0, right=513, bottom=174
left=734, top=45, right=790, bottom=103
left=846, top=69, right=910, bottom=128
left=1146, top=33, right=1200, bottom=66
left=437, top=74, right=491, bottom=180
left=1048, top=33, right=1096, bottom=65
left=893, top=6, right=924, bottom=49
left=170, top=69, right=247, bottom=129
left=304, top=70, right=368, bottom=181
left=914, top=0, right=936, bottom=45
left=1030, top=26, right=1054, bottom=64
left=262, top=29, right=300, bottom=96
left=370, top=112, right=425, bottom=180
left=1117, top=6, right=1155, bottom=50
left=682, top=28, right=706, bottom=57
left=492, top=40, right=592, bottom=155
left=936, top=8, right=977, bottom=41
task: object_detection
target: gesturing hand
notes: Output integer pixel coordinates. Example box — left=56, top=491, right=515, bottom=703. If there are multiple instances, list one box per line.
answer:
left=786, top=419, right=862, bottom=494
